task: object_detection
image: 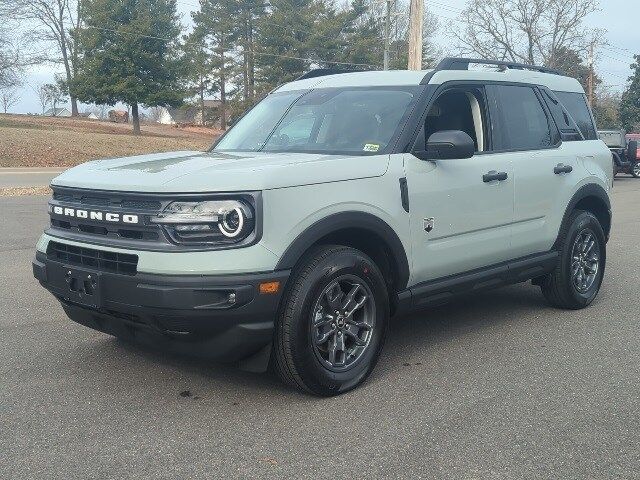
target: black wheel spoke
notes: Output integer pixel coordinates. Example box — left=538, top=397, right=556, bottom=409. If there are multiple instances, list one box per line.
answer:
left=343, top=324, right=366, bottom=346
left=315, top=326, right=336, bottom=345
left=328, top=333, right=346, bottom=366
left=324, top=282, right=344, bottom=311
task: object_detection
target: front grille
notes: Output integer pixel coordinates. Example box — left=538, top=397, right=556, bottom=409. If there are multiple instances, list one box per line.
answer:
left=47, top=241, right=138, bottom=275
left=51, top=218, right=160, bottom=241
left=49, top=187, right=165, bottom=244
left=52, top=191, right=161, bottom=210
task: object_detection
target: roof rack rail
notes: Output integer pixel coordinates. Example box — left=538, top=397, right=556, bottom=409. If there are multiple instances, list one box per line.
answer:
left=420, top=57, right=564, bottom=84
left=295, top=68, right=368, bottom=81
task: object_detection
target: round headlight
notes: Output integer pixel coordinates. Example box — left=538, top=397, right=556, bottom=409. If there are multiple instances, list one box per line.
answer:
left=218, top=206, right=245, bottom=237
left=151, top=198, right=255, bottom=245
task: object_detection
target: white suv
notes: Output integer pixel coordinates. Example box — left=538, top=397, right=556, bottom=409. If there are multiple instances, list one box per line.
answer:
left=33, top=58, right=613, bottom=396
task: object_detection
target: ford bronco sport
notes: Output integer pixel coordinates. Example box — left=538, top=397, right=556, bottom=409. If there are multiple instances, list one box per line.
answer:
left=33, top=58, right=613, bottom=396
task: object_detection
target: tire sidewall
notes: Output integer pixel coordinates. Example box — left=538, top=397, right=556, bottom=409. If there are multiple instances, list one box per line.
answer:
left=286, top=248, right=389, bottom=395
left=561, top=212, right=606, bottom=307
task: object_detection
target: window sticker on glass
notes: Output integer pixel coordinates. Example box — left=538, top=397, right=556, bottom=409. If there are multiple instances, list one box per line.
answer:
left=363, top=143, right=380, bottom=152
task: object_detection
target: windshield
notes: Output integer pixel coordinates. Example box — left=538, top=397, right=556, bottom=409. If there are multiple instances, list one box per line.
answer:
left=214, top=86, right=421, bottom=155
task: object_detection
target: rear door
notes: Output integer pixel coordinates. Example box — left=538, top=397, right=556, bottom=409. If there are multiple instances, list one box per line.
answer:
left=490, top=84, right=575, bottom=258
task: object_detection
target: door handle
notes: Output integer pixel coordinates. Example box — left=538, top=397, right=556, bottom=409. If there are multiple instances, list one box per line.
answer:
left=483, top=171, right=508, bottom=182
left=554, top=164, right=573, bottom=174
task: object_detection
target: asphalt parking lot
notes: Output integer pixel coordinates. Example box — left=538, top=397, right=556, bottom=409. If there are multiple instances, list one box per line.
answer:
left=1, top=178, right=639, bottom=479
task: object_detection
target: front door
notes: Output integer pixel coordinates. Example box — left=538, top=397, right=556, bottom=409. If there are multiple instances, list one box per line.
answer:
left=404, top=84, right=514, bottom=285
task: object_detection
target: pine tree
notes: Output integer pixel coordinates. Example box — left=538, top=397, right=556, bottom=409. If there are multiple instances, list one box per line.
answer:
left=238, top=0, right=266, bottom=101
left=72, top=0, right=185, bottom=134
left=620, top=55, right=640, bottom=133
left=256, top=0, right=318, bottom=89
left=183, top=29, right=214, bottom=126
left=192, top=0, right=238, bottom=130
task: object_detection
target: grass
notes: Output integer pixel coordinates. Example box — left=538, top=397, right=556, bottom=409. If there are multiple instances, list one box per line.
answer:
left=0, top=114, right=218, bottom=168
left=0, top=186, right=51, bottom=196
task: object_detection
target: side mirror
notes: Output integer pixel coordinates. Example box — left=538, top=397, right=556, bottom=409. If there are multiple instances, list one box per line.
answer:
left=628, top=140, right=638, bottom=161
left=413, top=130, right=475, bottom=161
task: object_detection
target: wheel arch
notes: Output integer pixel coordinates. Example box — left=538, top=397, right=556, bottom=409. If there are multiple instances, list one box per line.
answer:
left=275, top=211, right=410, bottom=292
left=557, top=184, right=612, bottom=246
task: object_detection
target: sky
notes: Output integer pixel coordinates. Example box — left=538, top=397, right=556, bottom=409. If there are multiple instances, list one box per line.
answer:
left=6, top=0, right=639, bottom=114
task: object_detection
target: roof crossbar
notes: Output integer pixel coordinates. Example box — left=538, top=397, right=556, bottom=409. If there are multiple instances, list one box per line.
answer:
left=420, top=57, right=564, bottom=84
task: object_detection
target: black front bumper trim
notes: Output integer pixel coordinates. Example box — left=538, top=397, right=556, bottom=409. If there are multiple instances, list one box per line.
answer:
left=33, top=251, right=290, bottom=362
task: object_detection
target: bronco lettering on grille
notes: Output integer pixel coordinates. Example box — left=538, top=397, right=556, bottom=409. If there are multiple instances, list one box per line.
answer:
left=51, top=206, right=139, bottom=224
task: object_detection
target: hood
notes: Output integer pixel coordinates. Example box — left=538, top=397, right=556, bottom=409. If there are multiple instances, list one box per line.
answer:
left=51, top=150, right=389, bottom=193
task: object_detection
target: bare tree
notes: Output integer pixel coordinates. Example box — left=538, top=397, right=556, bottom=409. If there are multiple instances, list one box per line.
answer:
left=0, top=17, right=22, bottom=89
left=33, top=83, right=49, bottom=115
left=42, top=82, right=67, bottom=114
left=10, top=0, right=81, bottom=115
left=0, top=88, right=20, bottom=113
left=454, top=0, right=599, bottom=68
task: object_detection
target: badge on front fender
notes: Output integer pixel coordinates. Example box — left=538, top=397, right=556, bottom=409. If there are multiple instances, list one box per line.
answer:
left=423, top=217, right=435, bottom=234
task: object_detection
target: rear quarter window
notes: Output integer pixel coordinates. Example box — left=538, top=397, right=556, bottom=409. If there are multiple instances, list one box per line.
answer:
left=553, top=91, right=598, bottom=140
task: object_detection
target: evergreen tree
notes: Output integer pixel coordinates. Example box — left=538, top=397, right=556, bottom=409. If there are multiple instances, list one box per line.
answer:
left=192, top=0, right=238, bottom=130
left=256, top=0, right=375, bottom=91
left=620, top=55, right=640, bottom=133
left=183, top=29, right=215, bottom=126
left=238, top=0, right=266, bottom=101
left=256, top=0, right=318, bottom=88
left=73, top=0, right=185, bottom=134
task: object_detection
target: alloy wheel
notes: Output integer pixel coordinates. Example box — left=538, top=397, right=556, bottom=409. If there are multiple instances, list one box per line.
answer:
left=571, top=229, right=600, bottom=294
left=311, top=275, right=375, bottom=371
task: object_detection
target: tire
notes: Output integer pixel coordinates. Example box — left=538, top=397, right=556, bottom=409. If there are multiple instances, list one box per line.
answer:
left=541, top=210, right=606, bottom=310
left=273, top=245, right=389, bottom=396
left=632, top=162, right=640, bottom=178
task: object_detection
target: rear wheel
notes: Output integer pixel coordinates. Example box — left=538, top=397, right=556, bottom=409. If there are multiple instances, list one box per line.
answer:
left=541, top=210, right=606, bottom=309
left=632, top=162, right=640, bottom=178
left=273, top=245, right=389, bottom=396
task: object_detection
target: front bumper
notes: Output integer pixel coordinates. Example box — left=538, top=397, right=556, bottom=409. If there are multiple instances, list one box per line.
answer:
left=33, top=251, right=289, bottom=362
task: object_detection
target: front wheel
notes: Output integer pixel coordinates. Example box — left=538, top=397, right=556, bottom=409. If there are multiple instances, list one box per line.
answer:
left=541, top=210, right=606, bottom=309
left=632, top=162, right=640, bottom=178
left=273, top=245, right=389, bottom=396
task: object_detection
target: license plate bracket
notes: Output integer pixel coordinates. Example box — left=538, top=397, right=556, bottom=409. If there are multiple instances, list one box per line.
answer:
left=59, top=266, right=102, bottom=309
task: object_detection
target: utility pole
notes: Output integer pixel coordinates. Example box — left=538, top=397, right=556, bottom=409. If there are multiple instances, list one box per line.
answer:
left=383, top=0, right=392, bottom=70
left=408, top=0, right=424, bottom=70
left=587, top=41, right=595, bottom=108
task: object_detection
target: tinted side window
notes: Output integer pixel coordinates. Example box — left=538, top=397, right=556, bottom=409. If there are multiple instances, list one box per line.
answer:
left=541, top=89, right=582, bottom=141
left=494, top=85, right=553, bottom=151
left=553, top=91, right=597, bottom=140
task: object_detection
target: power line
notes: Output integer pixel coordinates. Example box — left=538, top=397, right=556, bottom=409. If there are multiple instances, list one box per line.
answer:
left=84, top=24, right=380, bottom=68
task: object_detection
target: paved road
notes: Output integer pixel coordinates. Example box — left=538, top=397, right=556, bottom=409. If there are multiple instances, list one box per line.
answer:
left=1, top=179, right=639, bottom=479
left=0, top=168, right=65, bottom=188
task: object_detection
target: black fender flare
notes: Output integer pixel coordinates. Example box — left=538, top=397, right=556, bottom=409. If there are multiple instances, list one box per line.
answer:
left=557, top=183, right=612, bottom=244
left=275, top=211, right=410, bottom=289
